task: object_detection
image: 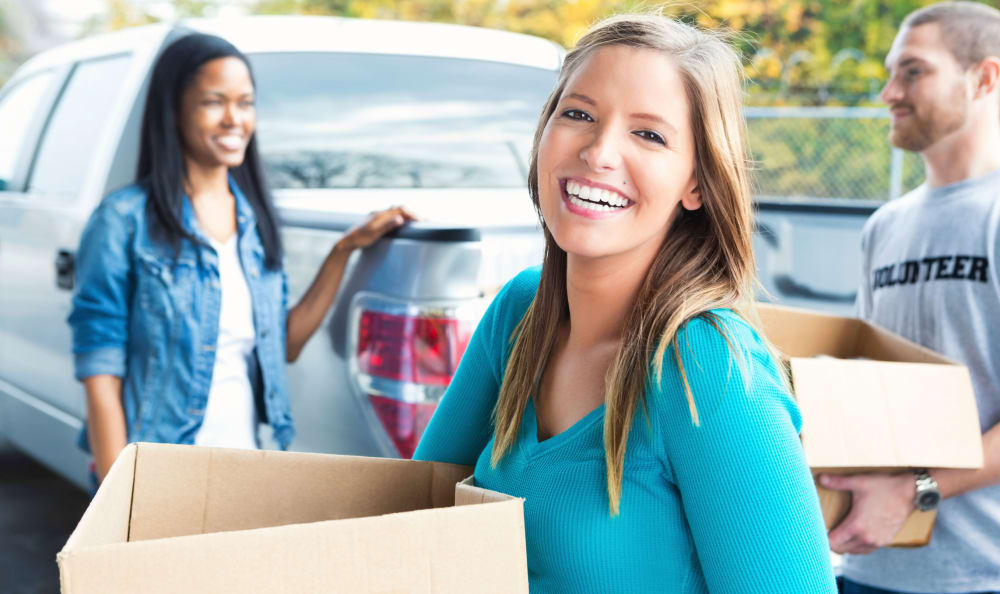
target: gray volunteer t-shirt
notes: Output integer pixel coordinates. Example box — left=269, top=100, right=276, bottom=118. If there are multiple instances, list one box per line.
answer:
left=843, top=168, right=1000, bottom=593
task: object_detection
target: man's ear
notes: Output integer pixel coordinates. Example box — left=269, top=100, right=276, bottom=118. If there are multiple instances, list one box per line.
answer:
left=974, top=56, right=1000, bottom=99
left=681, top=176, right=702, bottom=211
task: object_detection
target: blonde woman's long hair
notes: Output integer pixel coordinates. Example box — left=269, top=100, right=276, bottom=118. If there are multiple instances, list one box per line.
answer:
left=491, top=13, right=760, bottom=516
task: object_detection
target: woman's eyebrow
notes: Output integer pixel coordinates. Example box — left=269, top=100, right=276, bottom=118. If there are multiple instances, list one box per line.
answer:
left=565, top=92, right=597, bottom=106
left=201, top=90, right=255, bottom=98
left=632, top=112, right=677, bottom=135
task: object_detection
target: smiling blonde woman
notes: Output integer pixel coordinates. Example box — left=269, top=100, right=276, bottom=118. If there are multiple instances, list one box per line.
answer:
left=414, top=13, right=836, bottom=593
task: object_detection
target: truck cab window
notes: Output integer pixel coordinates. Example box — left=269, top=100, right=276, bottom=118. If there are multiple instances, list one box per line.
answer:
left=250, top=53, right=555, bottom=190
left=28, top=55, right=132, bottom=197
left=0, top=72, right=55, bottom=192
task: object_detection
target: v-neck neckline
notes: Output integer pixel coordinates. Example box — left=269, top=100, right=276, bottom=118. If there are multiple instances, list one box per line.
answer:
left=522, top=397, right=605, bottom=459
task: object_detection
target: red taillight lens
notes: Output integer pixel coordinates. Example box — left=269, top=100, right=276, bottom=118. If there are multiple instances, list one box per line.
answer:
left=357, top=311, right=471, bottom=386
left=367, top=395, right=438, bottom=459
left=354, top=306, right=476, bottom=458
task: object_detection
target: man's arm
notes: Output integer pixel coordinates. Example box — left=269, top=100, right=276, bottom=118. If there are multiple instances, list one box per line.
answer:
left=932, top=420, right=1000, bottom=497
left=821, top=419, right=1000, bottom=555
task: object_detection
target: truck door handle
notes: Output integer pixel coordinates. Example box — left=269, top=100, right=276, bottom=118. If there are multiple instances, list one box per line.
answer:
left=55, top=249, right=75, bottom=291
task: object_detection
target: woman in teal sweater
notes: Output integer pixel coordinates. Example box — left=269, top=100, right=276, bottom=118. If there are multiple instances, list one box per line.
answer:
left=414, top=13, right=836, bottom=593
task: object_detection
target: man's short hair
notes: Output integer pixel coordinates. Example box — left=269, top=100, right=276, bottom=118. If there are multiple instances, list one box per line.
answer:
left=903, top=1, right=1000, bottom=69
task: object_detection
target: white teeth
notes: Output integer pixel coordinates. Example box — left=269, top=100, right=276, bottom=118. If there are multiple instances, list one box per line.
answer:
left=216, top=135, right=244, bottom=150
left=569, top=196, right=617, bottom=213
left=565, top=180, right=631, bottom=210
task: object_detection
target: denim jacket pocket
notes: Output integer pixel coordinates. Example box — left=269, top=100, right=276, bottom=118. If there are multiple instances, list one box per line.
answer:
left=135, top=253, right=197, bottom=325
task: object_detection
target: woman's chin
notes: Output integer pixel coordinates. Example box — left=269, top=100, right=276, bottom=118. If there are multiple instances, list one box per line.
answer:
left=552, top=234, right=624, bottom=261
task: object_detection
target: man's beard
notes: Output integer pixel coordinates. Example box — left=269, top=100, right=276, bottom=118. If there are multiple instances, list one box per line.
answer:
left=889, top=84, right=968, bottom=152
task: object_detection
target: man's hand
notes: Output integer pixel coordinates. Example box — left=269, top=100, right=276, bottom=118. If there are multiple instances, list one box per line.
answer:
left=821, top=472, right=916, bottom=555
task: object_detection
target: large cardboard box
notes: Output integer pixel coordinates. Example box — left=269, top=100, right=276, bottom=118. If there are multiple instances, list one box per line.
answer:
left=58, top=443, right=527, bottom=593
left=757, top=304, right=983, bottom=547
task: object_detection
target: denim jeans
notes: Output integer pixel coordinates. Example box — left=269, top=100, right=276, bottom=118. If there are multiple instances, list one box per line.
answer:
left=839, top=576, right=1000, bottom=594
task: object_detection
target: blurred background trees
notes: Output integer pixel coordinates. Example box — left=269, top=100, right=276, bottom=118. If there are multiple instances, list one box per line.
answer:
left=2, top=0, right=997, bottom=200
left=4, top=0, right=998, bottom=104
left=251, top=0, right=986, bottom=106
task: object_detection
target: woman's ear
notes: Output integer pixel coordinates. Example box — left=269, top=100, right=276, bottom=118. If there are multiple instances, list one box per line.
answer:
left=681, top=177, right=702, bottom=211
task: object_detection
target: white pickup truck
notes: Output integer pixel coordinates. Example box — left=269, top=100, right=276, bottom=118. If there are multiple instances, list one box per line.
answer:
left=0, top=15, right=876, bottom=491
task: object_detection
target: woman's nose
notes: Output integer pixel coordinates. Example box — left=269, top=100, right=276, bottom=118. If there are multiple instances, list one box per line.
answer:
left=578, top=127, right=623, bottom=172
left=221, top=103, right=239, bottom=127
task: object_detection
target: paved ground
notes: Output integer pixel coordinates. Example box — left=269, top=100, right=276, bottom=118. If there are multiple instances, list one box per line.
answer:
left=0, top=449, right=90, bottom=594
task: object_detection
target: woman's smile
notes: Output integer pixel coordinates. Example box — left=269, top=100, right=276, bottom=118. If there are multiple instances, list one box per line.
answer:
left=560, top=177, right=635, bottom=219
left=214, top=133, right=247, bottom=152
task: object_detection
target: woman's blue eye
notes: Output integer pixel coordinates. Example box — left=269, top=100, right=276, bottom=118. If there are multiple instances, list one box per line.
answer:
left=634, top=130, right=666, bottom=145
left=562, top=109, right=593, bottom=121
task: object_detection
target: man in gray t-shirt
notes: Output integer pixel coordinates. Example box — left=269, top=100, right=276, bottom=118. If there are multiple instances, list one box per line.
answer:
left=820, top=3, right=1000, bottom=594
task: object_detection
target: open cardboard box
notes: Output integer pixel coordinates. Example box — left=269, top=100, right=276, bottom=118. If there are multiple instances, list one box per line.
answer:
left=58, top=443, right=527, bottom=593
left=757, top=304, right=983, bottom=547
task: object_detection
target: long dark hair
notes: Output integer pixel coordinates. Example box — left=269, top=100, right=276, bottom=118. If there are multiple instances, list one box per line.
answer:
left=137, top=32, right=282, bottom=269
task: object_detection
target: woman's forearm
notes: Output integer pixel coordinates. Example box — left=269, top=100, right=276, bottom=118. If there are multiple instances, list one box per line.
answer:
left=83, top=374, right=127, bottom=482
left=284, top=207, right=414, bottom=362
left=285, top=239, right=352, bottom=362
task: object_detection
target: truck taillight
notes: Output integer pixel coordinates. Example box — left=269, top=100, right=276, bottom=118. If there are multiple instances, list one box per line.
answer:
left=357, top=311, right=470, bottom=386
left=350, top=294, right=479, bottom=458
left=366, top=396, right=438, bottom=460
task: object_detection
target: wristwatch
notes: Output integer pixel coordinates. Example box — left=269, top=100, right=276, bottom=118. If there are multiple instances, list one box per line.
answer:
left=913, top=469, right=941, bottom=512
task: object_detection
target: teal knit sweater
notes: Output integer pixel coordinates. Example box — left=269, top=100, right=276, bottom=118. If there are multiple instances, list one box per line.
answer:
left=414, top=268, right=836, bottom=593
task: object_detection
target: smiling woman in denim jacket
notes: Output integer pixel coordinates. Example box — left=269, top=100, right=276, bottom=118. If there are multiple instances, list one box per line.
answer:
left=68, top=33, right=413, bottom=484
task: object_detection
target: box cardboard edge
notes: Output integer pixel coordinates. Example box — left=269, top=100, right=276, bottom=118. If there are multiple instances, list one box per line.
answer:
left=58, top=442, right=140, bottom=593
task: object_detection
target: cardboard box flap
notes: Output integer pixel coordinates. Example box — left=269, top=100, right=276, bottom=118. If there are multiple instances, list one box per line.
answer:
left=60, top=489, right=528, bottom=594
left=757, top=303, right=863, bottom=359
left=758, top=303, right=954, bottom=365
left=854, top=322, right=953, bottom=364
left=430, top=462, right=474, bottom=508
left=129, top=443, right=467, bottom=542
left=455, top=476, right=521, bottom=506
left=61, top=443, right=136, bottom=552
left=793, top=358, right=983, bottom=469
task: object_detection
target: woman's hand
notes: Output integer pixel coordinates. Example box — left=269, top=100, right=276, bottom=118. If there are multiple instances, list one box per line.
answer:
left=336, top=206, right=417, bottom=252
left=286, top=206, right=417, bottom=362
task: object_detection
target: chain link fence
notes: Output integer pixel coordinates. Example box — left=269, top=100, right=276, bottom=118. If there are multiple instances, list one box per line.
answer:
left=746, top=107, right=925, bottom=202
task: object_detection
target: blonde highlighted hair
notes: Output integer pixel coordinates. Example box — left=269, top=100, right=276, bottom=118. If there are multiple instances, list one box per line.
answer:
left=490, top=13, right=765, bottom=515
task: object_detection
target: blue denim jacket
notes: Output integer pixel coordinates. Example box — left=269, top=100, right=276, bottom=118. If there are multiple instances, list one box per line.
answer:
left=68, top=177, right=294, bottom=450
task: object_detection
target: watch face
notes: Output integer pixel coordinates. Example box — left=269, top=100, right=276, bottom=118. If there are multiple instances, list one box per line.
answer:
left=918, top=491, right=941, bottom=510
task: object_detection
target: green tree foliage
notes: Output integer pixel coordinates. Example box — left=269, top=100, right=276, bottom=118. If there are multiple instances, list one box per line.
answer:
left=251, top=0, right=998, bottom=106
